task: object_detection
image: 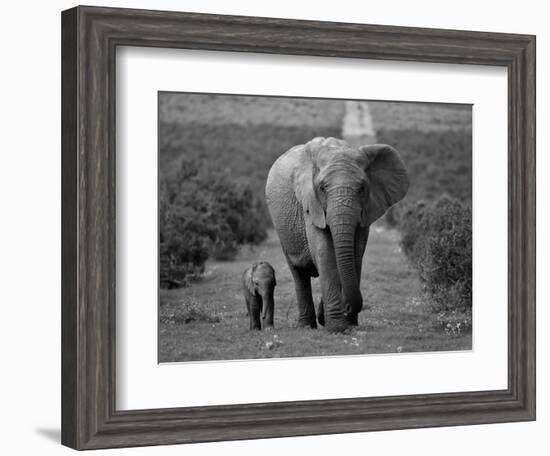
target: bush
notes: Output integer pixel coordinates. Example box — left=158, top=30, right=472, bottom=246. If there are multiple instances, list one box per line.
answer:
left=159, top=157, right=268, bottom=288
left=399, top=196, right=472, bottom=312
left=399, top=201, right=428, bottom=259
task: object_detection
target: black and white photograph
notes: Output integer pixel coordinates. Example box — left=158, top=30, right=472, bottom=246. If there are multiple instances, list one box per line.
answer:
left=158, top=93, right=472, bottom=362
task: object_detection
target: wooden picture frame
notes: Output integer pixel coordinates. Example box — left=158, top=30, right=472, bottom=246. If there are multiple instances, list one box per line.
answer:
left=61, top=5, right=536, bottom=450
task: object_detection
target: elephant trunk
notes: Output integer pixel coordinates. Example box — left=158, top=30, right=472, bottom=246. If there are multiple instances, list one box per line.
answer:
left=261, top=290, right=273, bottom=318
left=327, top=201, right=363, bottom=318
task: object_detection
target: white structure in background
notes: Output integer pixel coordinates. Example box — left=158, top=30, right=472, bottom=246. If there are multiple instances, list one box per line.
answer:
left=342, top=101, right=377, bottom=147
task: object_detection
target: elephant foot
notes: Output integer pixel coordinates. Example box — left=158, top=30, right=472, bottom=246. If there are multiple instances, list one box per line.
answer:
left=346, top=313, right=359, bottom=326
left=298, top=316, right=317, bottom=329
left=324, top=317, right=352, bottom=334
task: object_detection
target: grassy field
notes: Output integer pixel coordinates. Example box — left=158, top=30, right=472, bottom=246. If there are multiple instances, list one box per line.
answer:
left=160, top=93, right=345, bottom=127
left=159, top=96, right=472, bottom=205
left=369, top=101, right=472, bottom=132
left=159, top=228, right=471, bottom=362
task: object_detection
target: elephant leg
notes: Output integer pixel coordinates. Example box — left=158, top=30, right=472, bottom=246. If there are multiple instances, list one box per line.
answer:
left=249, top=295, right=262, bottom=330
left=245, top=294, right=251, bottom=317
left=317, top=298, right=325, bottom=326
left=288, top=265, right=317, bottom=328
left=319, top=265, right=348, bottom=332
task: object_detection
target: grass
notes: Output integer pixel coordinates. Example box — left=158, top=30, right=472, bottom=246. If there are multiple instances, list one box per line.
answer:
left=160, top=93, right=345, bottom=128
left=369, top=101, right=472, bottom=133
left=159, top=228, right=471, bottom=362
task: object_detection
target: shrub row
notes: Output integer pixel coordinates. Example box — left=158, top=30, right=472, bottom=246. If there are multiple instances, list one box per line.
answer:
left=159, top=157, right=268, bottom=288
left=399, top=195, right=472, bottom=312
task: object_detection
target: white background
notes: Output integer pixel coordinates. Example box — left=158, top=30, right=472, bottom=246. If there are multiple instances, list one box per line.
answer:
left=117, top=48, right=508, bottom=410
left=0, top=0, right=547, bottom=455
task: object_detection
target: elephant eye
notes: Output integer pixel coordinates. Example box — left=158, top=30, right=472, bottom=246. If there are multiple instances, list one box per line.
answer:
left=319, top=183, right=326, bottom=193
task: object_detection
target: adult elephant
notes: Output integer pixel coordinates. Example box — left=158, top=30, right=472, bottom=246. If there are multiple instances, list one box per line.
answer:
left=265, top=137, right=409, bottom=333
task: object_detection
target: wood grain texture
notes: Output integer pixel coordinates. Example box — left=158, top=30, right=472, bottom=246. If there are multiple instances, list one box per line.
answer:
left=61, top=5, right=536, bottom=450
left=61, top=7, right=78, bottom=449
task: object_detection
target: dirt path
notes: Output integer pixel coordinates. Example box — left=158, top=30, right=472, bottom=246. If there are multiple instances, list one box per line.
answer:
left=342, top=101, right=377, bottom=147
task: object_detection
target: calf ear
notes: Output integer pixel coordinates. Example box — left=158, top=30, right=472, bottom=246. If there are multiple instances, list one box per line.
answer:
left=359, top=144, right=409, bottom=226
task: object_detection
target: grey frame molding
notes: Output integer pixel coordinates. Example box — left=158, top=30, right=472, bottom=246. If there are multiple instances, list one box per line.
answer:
left=61, top=5, right=536, bottom=450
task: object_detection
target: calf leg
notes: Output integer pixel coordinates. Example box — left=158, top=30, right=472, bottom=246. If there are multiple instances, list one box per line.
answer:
left=248, top=295, right=262, bottom=330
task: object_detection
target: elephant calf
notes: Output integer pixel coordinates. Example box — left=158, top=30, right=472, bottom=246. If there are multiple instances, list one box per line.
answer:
left=242, top=262, right=277, bottom=330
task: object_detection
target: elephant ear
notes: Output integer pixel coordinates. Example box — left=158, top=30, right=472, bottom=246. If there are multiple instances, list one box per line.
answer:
left=294, top=140, right=326, bottom=229
left=245, top=265, right=256, bottom=295
left=359, top=144, right=409, bottom=226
